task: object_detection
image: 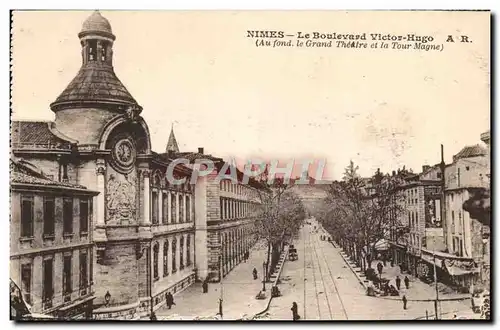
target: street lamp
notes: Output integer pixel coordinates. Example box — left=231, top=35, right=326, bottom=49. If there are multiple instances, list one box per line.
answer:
left=262, top=262, right=267, bottom=292
left=104, top=291, right=111, bottom=306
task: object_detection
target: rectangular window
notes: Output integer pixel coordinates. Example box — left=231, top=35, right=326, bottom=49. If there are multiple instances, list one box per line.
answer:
left=186, top=195, right=191, bottom=222
left=63, top=255, right=72, bottom=294
left=220, top=198, right=223, bottom=220
left=79, top=252, right=88, bottom=289
left=63, top=198, right=73, bottom=235
left=80, top=199, right=89, bottom=233
left=179, top=195, right=184, bottom=223
left=151, top=191, right=158, bottom=224
left=21, top=196, right=34, bottom=238
left=43, top=259, right=54, bottom=302
left=21, top=264, right=32, bottom=305
left=162, top=193, right=168, bottom=224
left=43, top=197, right=55, bottom=236
left=171, top=193, right=176, bottom=224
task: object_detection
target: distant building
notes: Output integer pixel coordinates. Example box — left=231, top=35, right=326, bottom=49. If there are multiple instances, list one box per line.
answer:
left=10, top=158, right=99, bottom=319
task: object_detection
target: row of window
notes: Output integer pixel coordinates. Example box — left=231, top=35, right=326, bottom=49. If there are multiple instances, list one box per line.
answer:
left=152, top=235, right=192, bottom=281
left=20, top=195, right=91, bottom=239
left=406, top=188, right=419, bottom=205
left=219, top=180, right=258, bottom=199
left=151, top=174, right=194, bottom=193
left=408, top=211, right=419, bottom=229
left=20, top=250, right=89, bottom=307
left=151, top=190, right=192, bottom=225
left=219, top=198, right=258, bottom=220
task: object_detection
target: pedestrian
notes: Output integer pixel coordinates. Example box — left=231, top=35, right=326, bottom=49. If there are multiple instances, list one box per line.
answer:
left=377, top=262, right=383, bottom=276
left=402, top=295, right=408, bottom=310
left=150, top=312, right=157, bottom=320
left=166, top=292, right=176, bottom=309
left=202, top=279, right=209, bottom=293
left=383, top=256, right=387, bottom=267
left=218, top=298, right=223, bottom=317
left=395, top=276, right=401, bottom=291
left=390, top=258, right=394, bottom=267
left=253, top=268, right=258, bottom=280
left=404, top=276, right=410, bottom=289
left=291, top=302, right=300, bottom=321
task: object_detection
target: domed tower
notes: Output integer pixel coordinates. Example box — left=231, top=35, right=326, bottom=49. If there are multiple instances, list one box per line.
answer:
left=47, top=11, right=152, bottom=320
left=50, top=10, right=142, bottom=145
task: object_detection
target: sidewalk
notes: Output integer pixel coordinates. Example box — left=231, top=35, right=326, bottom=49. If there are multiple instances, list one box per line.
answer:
left=369, top=259, right=470, bottom=302
left=155, top=240, right=271, bottom=320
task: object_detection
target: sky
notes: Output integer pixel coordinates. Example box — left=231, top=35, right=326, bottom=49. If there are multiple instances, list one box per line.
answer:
left=10, top=10, right=490, bottom=179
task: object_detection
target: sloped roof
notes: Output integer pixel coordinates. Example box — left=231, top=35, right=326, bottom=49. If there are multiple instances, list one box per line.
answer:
left=10, top=159, right=90, bottom=190
left=453, top=144, right=487, bottom=161
left=11, top=121, right=74, bottom=148
left=50, top=62, right=138, bottom=111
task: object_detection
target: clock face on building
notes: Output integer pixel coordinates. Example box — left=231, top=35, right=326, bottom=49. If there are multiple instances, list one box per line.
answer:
left=112, top=138, right=136, bottom=173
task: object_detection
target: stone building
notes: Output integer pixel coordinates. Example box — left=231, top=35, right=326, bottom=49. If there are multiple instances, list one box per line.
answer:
left=159, top=128, right=264, bottom=282
left=388, top=165, right=444, bottom=277
left=438, top=144, right=489, bottom=289
left=10, top=158, right=99, bottom=319
left=11, top=11, right=196, bottom=319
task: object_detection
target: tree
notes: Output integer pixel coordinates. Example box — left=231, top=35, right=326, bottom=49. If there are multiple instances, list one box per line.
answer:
left=317, top=161, right=405, bottom=271
left=253, top=164, right=306, bottom=278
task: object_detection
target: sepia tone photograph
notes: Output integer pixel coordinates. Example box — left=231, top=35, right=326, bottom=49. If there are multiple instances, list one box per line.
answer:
left=9, top=10, right=490, bottom=321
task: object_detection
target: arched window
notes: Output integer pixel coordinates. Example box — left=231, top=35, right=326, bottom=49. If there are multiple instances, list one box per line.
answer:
left=153, top=244, right=159, bottom=280
left=187, top=235, right=191, bottom=266
left=180, top=236, right=185, bottom=270
left=172, top=238, right=177, bottom=273
left=88, top=40, right=97, bottom=61
left=163, top=241, right=169, bottom=277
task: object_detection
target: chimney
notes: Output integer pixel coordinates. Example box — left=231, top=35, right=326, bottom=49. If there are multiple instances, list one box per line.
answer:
left=422, top=165, right=430, bottom=172
left=198, top=147, right=204, bottom=154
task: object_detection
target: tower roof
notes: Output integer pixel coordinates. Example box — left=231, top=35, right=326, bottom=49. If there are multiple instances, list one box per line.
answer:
left=166, top=126, right=180, bottom=153
left=79, top=10, right=114, bottom=39
left=50, top=11, right=139, bottom=112
left=50, top=63, right=139, bottom=111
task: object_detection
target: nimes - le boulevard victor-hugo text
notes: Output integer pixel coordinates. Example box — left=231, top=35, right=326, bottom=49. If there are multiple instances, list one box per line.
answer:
left=247, top=31, right=472, bottom=51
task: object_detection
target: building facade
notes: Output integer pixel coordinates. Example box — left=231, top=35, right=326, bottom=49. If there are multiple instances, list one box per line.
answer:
left=11, top=11, right=196, bottom=319
left=162, top=131, right=264, bottom=283
left=388, top=165, right=444, bottom=278
left=439, top=144, right=489, bottom=288
left=10, top=158, right=99, bottom=319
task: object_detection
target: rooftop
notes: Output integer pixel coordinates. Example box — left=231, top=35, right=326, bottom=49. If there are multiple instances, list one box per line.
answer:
left=11, top=121, right=74, bottom=150
left=453, top=144, right=487, bottom=162
left=11, top=158, right=91, bottom=191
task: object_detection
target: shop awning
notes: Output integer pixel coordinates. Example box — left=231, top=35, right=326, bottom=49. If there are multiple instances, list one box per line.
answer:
left=443, top=259, right=479, bottom=276
left=420, top=255, right=478, bottom=276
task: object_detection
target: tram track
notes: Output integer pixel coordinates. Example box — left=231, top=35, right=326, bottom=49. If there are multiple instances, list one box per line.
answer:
left=313, top=234, right=350, bottom=320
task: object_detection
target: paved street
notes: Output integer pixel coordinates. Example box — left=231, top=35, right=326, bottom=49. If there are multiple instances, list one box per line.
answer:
left=264, top=221, right=478, bottom=320
left=155, top=240, right=270, bottom=320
